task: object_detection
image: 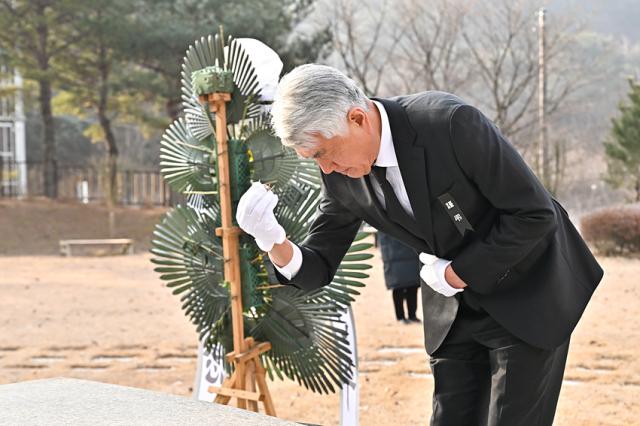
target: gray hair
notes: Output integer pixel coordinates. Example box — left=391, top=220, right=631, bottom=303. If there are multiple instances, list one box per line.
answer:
left=270, top=64, right=369, bottom=150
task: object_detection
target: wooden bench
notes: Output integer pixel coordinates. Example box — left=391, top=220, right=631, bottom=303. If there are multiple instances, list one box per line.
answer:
left=59, top=238, right=135, bottom=256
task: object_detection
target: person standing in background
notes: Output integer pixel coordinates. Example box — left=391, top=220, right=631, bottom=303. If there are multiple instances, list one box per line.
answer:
left=378, top=231, right=421, bottom=324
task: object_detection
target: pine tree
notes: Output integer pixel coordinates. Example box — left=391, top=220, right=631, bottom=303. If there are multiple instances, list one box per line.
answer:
left=0, top=0, right=87, bottom=198
left=53, top=0, right=139, bottom=206
left=605, top=78, right=640, bottom=202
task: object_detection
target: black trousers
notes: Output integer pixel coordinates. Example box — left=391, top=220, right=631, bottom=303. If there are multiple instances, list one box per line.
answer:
left=392, top=287, right=418, bottom=320
left=430, top=298, right=570, bottom=426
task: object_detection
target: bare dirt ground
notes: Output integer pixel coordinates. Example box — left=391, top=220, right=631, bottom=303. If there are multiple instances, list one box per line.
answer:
left=0, top=199, right=638, bottom=425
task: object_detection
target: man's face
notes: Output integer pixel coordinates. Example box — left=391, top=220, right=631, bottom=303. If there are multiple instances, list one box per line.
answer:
left=295, top=106, right=379, bottom=179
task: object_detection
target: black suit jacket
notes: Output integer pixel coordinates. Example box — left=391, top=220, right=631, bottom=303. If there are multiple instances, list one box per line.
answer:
left=276, top=92, right=603, bottom=354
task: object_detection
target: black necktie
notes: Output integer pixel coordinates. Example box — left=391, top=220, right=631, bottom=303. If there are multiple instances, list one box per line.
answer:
left=371, top=166, right=410, bottom=222
left=370, top=166, right=426, bottom=241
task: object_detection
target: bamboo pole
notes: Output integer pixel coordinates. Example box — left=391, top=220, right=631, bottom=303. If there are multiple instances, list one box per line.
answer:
left=209, top=92, right=248, bottom=409
left=205, top=90, right=276, bottom=417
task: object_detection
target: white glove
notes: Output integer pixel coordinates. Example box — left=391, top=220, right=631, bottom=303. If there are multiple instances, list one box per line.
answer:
left=419, top=253, right=463, bottom=297
left=236, top=181, right=286, bottom=252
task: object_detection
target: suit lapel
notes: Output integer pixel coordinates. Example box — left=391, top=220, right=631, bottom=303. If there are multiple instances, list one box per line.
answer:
left=374, top=97, right=435, bottom=252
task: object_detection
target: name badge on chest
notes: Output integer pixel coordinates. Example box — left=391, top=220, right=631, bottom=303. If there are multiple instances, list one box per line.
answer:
left=437, top=192, right=474, bottom=236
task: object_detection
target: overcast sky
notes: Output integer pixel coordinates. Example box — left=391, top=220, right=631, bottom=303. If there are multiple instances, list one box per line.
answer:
left=548, top=0, right=640, bottom=42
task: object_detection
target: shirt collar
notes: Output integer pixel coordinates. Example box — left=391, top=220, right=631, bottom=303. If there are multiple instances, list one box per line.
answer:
left=372, top=100, right=398, bottom=168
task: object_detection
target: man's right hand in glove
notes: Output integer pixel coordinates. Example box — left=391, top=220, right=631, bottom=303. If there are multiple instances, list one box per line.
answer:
left=236, top=181, right=301, bottom=276
left=236, top=181, right=287, bottom=252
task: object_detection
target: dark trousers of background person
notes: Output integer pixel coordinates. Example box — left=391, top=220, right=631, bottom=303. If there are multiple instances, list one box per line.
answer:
left=429, top=295, right=570, bottom=426
left=392, top=287, right=418, bottom=320
left=378, top=231, right=422, bottom=322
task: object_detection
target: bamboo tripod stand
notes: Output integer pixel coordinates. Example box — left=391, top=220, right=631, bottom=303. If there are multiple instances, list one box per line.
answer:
left=200, top=92, right=276, bottom=416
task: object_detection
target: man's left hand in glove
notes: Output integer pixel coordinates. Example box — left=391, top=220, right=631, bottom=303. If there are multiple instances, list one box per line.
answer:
left=419, top=253, right=468, bottom=297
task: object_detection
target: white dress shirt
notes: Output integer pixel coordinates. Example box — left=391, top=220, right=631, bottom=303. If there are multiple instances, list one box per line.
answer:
left=275, top=101, right=420, bottom=279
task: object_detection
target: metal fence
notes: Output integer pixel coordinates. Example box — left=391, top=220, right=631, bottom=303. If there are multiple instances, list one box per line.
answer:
left=0, top=160, right=178, bottom=206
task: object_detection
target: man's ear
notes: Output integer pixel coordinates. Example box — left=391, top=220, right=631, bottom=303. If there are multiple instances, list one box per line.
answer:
left=348, top=107, right=366, bottom=127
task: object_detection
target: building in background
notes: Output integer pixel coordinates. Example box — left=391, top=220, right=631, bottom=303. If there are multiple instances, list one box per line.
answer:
left=0, top=66, right=26, bottom=197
